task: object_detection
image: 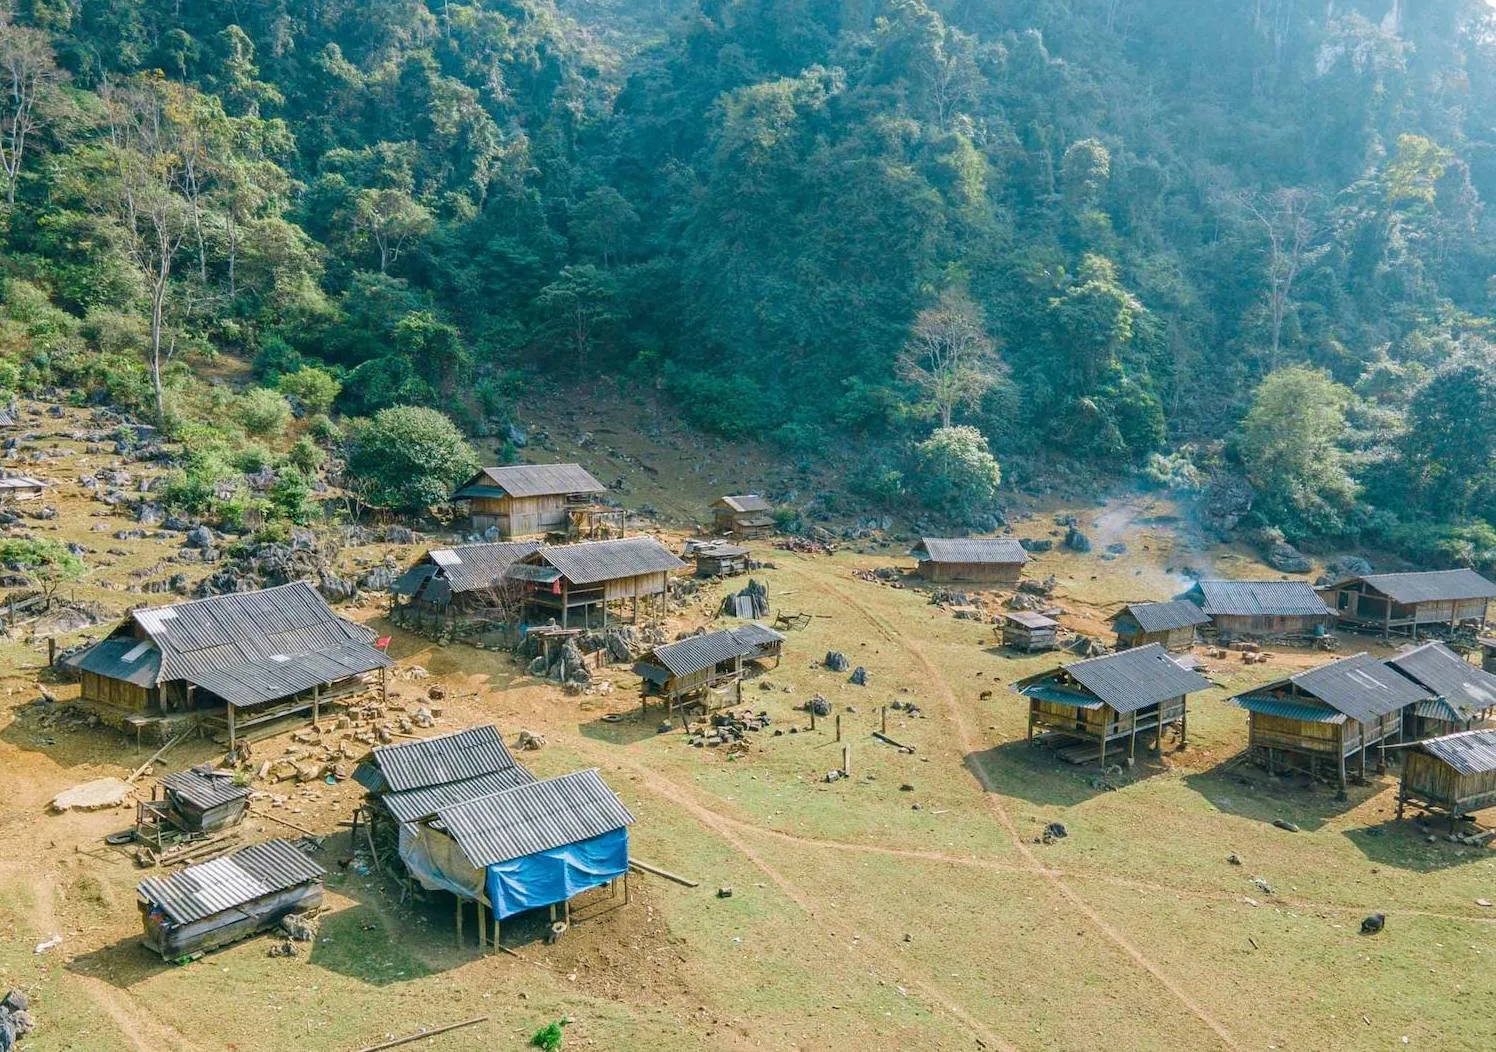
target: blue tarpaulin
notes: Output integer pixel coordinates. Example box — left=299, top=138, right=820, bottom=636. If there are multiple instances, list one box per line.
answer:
left=483, top=828, right=629, bottom=919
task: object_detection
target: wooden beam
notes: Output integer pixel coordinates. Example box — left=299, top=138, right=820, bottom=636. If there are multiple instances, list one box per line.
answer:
left=354, top=1016, right=489, bottom=1052
left=628, top=858, right=698, bottom=887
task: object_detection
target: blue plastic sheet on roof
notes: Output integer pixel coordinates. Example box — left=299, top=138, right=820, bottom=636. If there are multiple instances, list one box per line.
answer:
left=484, top=828, right=629, bottom=920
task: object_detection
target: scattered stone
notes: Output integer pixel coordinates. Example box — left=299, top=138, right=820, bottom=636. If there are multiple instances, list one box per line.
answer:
left=1042, top=821, right=1068, bottom=844
left=848, top=666, right=868, bottom=686
left=185, top=525, right=214, bottom=550
left=516, top=729, right=546, bottom=750
left=1226, top=852, right=1243, bottom=866
left=1360, top=913, right=1385, bottom=935
left=824, top=651, right=849, bottom=673
left=808, top=695, right=832, bottom=717
left=1272, top=819, right=1300, bottom=833
left=716, top=886, right=734, bottom=899
left=1063, top=527, right=1090, bottom=553
left=1267, top=541, right=1312, bottom=574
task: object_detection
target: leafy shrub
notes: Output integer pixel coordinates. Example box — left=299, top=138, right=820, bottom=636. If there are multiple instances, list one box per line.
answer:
left=253, top=335, right=303, bottom=382
left=910, top=426, right=1002, bottom=523
left=277, top=366, right=342, bottom=414
left=286, top=436, right=326, bottom=475
left=239, top=388, right=293, bottom=439
left=530, top=1021, right=565, bottom=1052
left=344, top=406, right=480, bottom=513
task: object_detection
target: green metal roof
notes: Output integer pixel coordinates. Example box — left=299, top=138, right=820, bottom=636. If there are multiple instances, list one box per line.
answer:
left=453, top=484, right=509, bottom=500
left=1020, top=685, right=1104, bottom=710
left=1230, top=694, right=1346, bottom=724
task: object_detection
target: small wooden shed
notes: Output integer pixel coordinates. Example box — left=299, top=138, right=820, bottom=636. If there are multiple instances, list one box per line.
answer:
left=137, top=839, right=325, bottom=960
left=1385, top=641, right=1496, bottom=739
left=1227, top=652, right=1431, bottom=794
left=509, top=536, right=685, bottom=629
left=1398, top=729, right=1496, bottom=827
left=156, top=768, right=249, bottom=834
left=912, top=538, right=1028, bottom=586
left=0, top=473, right=47, bottom=502
left=1111, top=601, right=1209, bottom=651
left=1002, top=611, right=1058, bottom=652
left=712, top=495, right=774, bottom=538
left=694, top=542, right=750, bottom=578
left=1181, top=580, right=1334, bottom=640
left=1013, top=644, right=1212, bottom=766
left=452, top=463, right=607, bottom=539
left=1318, top=569, right=1496, bottom=640
left=633, top=627, right=783, bottom=719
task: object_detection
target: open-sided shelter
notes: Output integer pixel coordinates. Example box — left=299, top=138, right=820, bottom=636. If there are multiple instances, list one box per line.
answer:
left=508, top=536, right=685, bottom=628
left=912, top=538, right=1028, bottom=586
left=1398, top=729, right=1496, bottom=827
left=1013, top=643, right=1212, bottom=766
left=63, top=581, right=392, bottom=747
left=1385, top=641, right=1496, bottom=739
left=633, top=625, right=784, bottom=719
left=711, top=495, right=774, bottom=538
left=399, top=769, right=634, bottom=948
left=453, top=463, right=607, bottom=539
left=391, top=541, right=540, bottom=634
left=1181, top=580, right=1333, bottom=640
left=354, top=724, right=536, bottom=824
left=137, top=839, right=325, bottom=960
left=1318, top=569, right=1496, bottom=639
left=1111, top=600, right=1210, bottom=651
left=1226, top=652, right=1431, bottom=793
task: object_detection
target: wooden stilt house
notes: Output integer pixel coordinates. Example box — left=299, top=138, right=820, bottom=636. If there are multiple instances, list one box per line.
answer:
left=0, top=473, right=47, bottom=502
left=693, top=542, right=750, bottom=578
left=62, top=582, right=393, bottom=747
left=398, top=769, right=635, bottom=952
left=1111, top=600, right=1209, bottom=651
left=1226, top=652, right=1432, bottom=795
left=1384, top=641, right=1496, bottom=739
left=137, top=839, right=325, bottom=960
left=912, top=538, right=1028, bottom=586
left=633, top=625, right=784, bottom=720
left=391, top=541, right=540, bottom=640
left=1398, top=729, right=1496, bottom=828
left=712, top=495, right=774, bottom=538
left=353, top=724, right=537, bottom=824
left=1013, top=644, right=1213, bottom=767
left=1317, top=569, right=1496, bottom=640
left=508, top=537, right=685, bottom=629
left=452, top=463, right=608, bottom=540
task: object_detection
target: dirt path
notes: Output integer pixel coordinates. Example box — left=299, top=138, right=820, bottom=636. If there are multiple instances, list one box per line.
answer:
left=576, top=746, right=1018, bottom=1051
left=818, top=573, right=1244, bottom=1052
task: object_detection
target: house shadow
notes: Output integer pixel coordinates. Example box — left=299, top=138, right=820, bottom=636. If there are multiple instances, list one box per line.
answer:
left=66, top=933, right=177, bottom=989
left=964, top=737, right=1173, bottom=808
left=1344, top=815, right=1496, bottom=872
left=1181, top=759, right=1389, bottom=834
left=579, top=708, right=661, bottom=746
left=306, top=900, right=439, bottom=985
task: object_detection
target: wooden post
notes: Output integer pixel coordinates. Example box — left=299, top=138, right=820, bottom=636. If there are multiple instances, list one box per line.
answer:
left=478, top=900, right=488, bottom=954
left=1180, top=704, right=1188, bottom=748
left=1026, top=702, right=1034, bottom=743
left=809, top=707, right=815, bottom=731
left=312, top=683, right=320, bottom=727
left=456, top=896, right=463, bottom=948
left=47, top=637, right=55, bottom=667
left=835, top=713, right=841, bottom=742
left=624, top=871, right=630, bottom=904
left=881, top=706, right=887, bottom=734
left=1098, top=731, right=1106, bottom=769
left=1128, top=711, right=1138, bottom=764
left=842, top=743, right=851, bottom=777
left=381, top=666, right=388, bottom=705
left=1337, top=731, right=1348, bottom=800
left=228, top=703, right=236, bottom=754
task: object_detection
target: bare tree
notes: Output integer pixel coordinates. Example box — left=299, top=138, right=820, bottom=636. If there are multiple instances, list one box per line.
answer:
left=1234, top=188, right=1324, bottom=370
left=354, top=187, right=432, bottom=273
left=99, top=77, right=196, bottom=421
left=478, top=574, right=527, bottom=648
left=898, top=288, right=1003, bottom=428
left=0, top=14, right=64, bottom=206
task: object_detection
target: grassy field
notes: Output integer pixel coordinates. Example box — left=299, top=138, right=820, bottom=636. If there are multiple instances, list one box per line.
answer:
left=0, top=404, right=1493, bottom=1050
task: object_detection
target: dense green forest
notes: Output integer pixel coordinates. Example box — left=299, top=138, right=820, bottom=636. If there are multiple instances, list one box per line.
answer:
left=2, top=0, right=1496, bottom=565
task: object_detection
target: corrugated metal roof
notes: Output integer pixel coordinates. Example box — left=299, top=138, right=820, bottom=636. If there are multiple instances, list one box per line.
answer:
left=716, top=495, right=771, bottom=513
left=1386, top=642, right=1496, bottom=721
left=528, top=537, right=685, bottom=586
left=1415, top=728, right=1496, bottom=775
left=370, top=725, right=525, bottom=793
left=1004, top=611, right=1058, bottom=629
left=392, top=563, right=439, bottom=598
left=161, top=768, right=250, bottom=811
left=417, top=541, right=541, bottom=594
left=1336, top=569, right=1496, bottom=605
left=1187, top=580, right=1332, bottom=617
left=455, top=464, right=605, bottom=500
left=1269, top=652, right=1432, bottom=723
left=382, top=768, right=537, bottom=823
left=137, top=839, right=324, bottom=925
left=1413, top=698, right=1467, bottom=723
left=0, top=474, right=46, bottom=491
left=190, top=639, right=393, bottom=709
left=0, top=409, right=14, bottom=427
left=1115, top=600, right=1211, bottom=633
left=435, top=769, right=634, bottom=868
left=64, top=638, right=161, bottom=687
left=1229, top=695, right=1346, bottom=724
left=1023, top=685, right=1104, bottom=709
left=728, top=623, right=784, bottom=654
left=914, top=538, right=1028, bottom=566
left=1056, top=643, right=1212, bottom=714
left=647, top=630, right=751, bottom=678
left=696, top=542, right=750, bottom=558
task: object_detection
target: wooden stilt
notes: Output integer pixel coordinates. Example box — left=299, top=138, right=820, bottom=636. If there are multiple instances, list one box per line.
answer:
left=1098, top=734, right=1106, bottom=769
left=455, top=896, right=463, bottom=948
left=228, top=703, right=236, bottom=754
left=381, top=666, right=388, bottom=705
left=312, top=683, right=320, bottom=727
left=624, top=871, right=630, bottom=904
left=1128, top=712, right=1138, bottom=763
left=478, top=900, right=488, bottom=954
left=1337, top=748, right=1348, bottom=800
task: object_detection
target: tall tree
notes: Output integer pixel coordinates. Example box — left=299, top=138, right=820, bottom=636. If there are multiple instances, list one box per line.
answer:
left=0, top=13, right=63, bottom=206
left=898, top=287, right=1001, bottom=428
left=1232, top=188, right=1323, bottom=370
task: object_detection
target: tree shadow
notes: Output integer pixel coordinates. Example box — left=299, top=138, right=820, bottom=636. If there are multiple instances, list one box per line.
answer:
left=1181, top=759, right=1388, bottom=834
left=307, top=901, right=438, bottom=985
left=1344, top=813, right=1496, bottom=872
left=964, top=737, right=1173, bottom=808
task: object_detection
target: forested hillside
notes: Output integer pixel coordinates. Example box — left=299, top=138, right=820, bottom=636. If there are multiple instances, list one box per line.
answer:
left=2, top=0, right=1496, bottom=565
